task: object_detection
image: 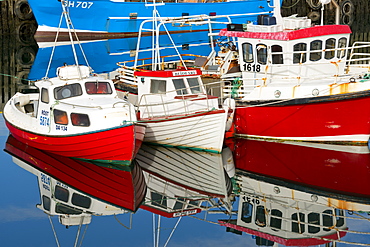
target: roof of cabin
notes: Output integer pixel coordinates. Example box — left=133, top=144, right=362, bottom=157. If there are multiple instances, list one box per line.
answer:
left=219, top=25, right=352, bottom=41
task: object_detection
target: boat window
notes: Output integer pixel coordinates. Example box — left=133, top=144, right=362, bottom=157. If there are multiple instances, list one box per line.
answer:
left=241, top=202, right=253, bottom=223
left=55, top=203, right=83, bottom=215
left=270, top=209, right=282, bottom=231
left=173, top=197, right=186, bottom=210
left=187, top=200, right=199, bottom=208
left=173, top=78, right=188, bottom=95
left=54, top=83, right=83, bottom=100
left=310, top=40, right=323, bottom=61
left=54, top=185, right=69, bottom=202
left=335, top=209, right=345, bottom=227
left=41, top=88, right=49, bottom=103
left=71, top=113, right=90, bottom=127
left=85, top=82, right=113, bottom=94
left=271, top=45, right=283, bottom=64
left=242, top=43, right=254, bottom=63
left=72, top=193, right=91, bottom=209
left=323, top=209, right=334, bottom=231
left=292, top=212, right=305, bottom=233
left=150, top=79, right=166, bottom=94
left=337, top=37, right=347, bottom=58
left=325, top=38, right=336, bottom=59
left=42, top=195, right=51, bottom=211
left=256, top=44, right=267, bottom=65
left=187, top=77, right=202, bottom=94
left=151, top=192, right=167, bottom=209
left=255, top=205, right=266, bottom=227
left=293, top=43, right=307, bottom=64
left=308, top=212, right=320, bottom=233
left=54, top=109, right=68, bottom=125
left=256, top=236, right=274, bottom=246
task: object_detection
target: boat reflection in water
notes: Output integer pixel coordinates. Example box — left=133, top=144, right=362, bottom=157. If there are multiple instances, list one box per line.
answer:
left=136, top=144, right=236, bottom=218
left=5, top=135, right=147, bottom=213
left=4, top=134, right=370, bottom=246
left=221, top=138, right=370, bottom=246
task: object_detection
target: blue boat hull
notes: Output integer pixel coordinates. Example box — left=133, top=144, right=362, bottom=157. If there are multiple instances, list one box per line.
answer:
left=28, top=0, right=279, bottom=38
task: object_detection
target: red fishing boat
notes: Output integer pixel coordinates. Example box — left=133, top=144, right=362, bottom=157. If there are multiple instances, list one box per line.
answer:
left=209, top=0, right=370, bottom=144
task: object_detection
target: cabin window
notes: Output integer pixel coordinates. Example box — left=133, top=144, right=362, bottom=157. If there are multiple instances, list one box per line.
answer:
left=56, top=203, right=83, bottom=215
left=308, top=212, right=320, bottom=233
left=325, top=38, right=336, bottom=59
left=241, top=202, right=253, bottom=223
left=271, top=45, right=283, bottom=64
left=54, top=83, right=83, bottom=100
left=292, top=212, right=305, bottom=233
left=187, top=77, right=202, bottom=94
left=323, top=209, right=334, bottom=231
left=256, top=44, right=268, bottom=65
left=41, top=88, right=49, bottom=103
left=151, top=192, right=167, bottom=209
left=173, top=197, right=186, bottom=210
left=270, top=209, right=282, bottom=230
left=72, top=193, right=91, bottom=209
left=187, top=200, right=199, bottom=208
left=293, top=43, right=307, bottom=64
left=173, top=78, right=188, bottom=95
left=335, top=209, right=345, bottom=227
left=150, top=79, right=166, bottom=93
left=42, top=195, right=51, bottom=211
left=255, top=205, right=266, bottom=227
left=337, top=37, right=347, bottom=58
left=310, top=40, right=323, bottom=61
left=242, top=43, right=254, bottom=63
left=71, top=113, right=90, bottom=127
left=55, top=185, right=69, bottom=202
left=85, top=82, right=113, bottom=94
left=54, top=109, right=68, bottom=125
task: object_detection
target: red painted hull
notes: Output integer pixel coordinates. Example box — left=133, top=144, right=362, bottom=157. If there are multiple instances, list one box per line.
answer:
left=229, top=138, right=370, bottom=200
left=234, top=92, right=370, bottom=144
left=5, top=120, right=145, bottom=163
left=5, top=135, right=147, bottom=212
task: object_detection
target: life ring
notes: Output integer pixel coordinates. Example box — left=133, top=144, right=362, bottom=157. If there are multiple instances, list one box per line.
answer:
left=16, top=46, right=36, bottom=68
left=16, top=21, right=37, bottom=45
left=341, top=0, right=354, bottom=15
left=223, top=97, right=235, bottom=131
left=307, top=11, right=320, bottom=22
left=14, top=0, right=33, bottom=20
left=306, top=0, right=321, bottom=10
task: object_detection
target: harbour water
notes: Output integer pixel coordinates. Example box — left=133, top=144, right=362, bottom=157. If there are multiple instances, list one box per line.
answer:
left=1, top=0, right=370, bottom=246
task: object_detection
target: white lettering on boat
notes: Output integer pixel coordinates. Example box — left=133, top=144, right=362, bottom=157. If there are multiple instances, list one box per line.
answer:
left=64, top=1, right=94, bottom=9
left=173, top=209, right=197, bottom=217
left=172, top=70, right=197, bottom=76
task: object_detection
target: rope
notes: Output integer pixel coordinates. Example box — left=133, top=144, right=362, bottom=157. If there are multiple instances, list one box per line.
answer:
left=0, top=72, right=31, bottom=83
left=282, top=0, right=302, bottom=8
left=114, top=214, right=132, bottom=229
left=48, top=215, right=61, bottom=247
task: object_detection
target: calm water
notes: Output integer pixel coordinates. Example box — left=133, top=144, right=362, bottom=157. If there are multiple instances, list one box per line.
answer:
left=1, top=1, right=370, bottom=246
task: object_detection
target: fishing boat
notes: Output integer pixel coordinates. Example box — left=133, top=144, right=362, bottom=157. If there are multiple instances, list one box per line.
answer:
left=205, top=0, right=370, bottom=145
left=5, top=135, right=147, bottom=212
left=26, top=0, right=280, bottom=40
left=113, top=12, right=234, bottom=153
left=3, top=6, right=146, bottom=165
left=136, top=144, right=235, bottom=217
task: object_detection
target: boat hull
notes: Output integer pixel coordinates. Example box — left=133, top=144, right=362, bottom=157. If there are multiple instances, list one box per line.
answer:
left=27, top=0, right=277, bottom=38
left=5, top=119, right=145, bottom=165
left=142, top=109, right=227, bottom=153
left=233, top=91, right=370, bottom=144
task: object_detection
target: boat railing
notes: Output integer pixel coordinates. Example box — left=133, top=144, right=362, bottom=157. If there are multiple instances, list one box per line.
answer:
left=346, top=41, right=370, bottom=72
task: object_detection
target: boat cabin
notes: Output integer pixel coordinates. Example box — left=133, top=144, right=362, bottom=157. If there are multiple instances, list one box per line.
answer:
left=132, top=68, right=219, bottom=119
left=220, top=16, right=352, bottom=87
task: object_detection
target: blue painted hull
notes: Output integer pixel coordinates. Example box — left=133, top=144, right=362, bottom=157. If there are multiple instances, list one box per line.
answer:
left=28, top=0, right=279, bottom=37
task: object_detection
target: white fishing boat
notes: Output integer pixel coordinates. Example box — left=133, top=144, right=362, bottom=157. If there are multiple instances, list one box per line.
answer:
left=3, top=4, right=146, bottom=166
left=113, top=12, right=234, bottom=153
